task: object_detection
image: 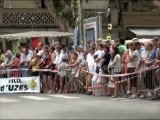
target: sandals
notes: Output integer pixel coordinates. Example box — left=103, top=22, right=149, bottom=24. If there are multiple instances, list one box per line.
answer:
left=112, top=95, right=118, bottom=98
left=106, top=94, right=111, bottom=97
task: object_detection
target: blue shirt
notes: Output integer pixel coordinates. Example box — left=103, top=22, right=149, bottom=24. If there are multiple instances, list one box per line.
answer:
left=151, top=48, right=158, bottom=60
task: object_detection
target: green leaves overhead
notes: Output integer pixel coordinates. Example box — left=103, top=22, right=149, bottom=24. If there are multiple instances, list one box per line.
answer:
left=52, top=0, right=78, bottom=27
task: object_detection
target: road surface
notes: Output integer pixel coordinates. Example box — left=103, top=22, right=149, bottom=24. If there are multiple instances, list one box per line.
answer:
left=0, top=93, right=160, bottom=119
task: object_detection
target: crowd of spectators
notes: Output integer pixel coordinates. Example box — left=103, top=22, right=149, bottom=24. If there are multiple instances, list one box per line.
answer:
left=0, top=37, right=160, bottom=100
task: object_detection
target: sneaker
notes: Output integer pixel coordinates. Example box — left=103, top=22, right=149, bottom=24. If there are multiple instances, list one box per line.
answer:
left=123, top=94, right=128, bottom=98
left=129, top=94, right=137, bottom=99
left=48, top=90, right=52, bottom=93
left=150, top=96, right=159, bottom=100
left=127, top=91, right=132, bottom=95
left=86, top=90, right=93, bottom=95
left=139, top=94, right=146, bottom=99
left=112, top=95, right=118, bottom=98
left=154, top=87, right=160, bottom=91
left=147, top=92, right=152, bottom=97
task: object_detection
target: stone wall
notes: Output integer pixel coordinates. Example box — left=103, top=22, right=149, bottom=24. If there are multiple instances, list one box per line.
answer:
left=81, top=0, right=109, bottom=9
left=4, top=0, right=41, bottom=8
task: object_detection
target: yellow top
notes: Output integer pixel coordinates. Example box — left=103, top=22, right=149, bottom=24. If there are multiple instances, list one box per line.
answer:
left=31, top=58, right=40, bottom=72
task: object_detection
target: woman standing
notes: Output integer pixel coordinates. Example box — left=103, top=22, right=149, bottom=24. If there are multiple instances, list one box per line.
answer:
left=20, top=46, right=33, bottom=77
left=108, top=46, right=122, bottom=97
left=126, top=42, right=139, bottom=98
left=39, top=49, right=52, bottom=93
left=11, top=53, right=21, bottom=77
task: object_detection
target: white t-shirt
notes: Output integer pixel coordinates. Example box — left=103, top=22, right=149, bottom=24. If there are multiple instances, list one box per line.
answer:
left=53, top=50, right=64, bottom=65
left=37, top=49, right=44, bottom=58
left=37, top=49, right=45, bottom=63
left=108, top=54, right=121, bottom=73
left=94, top=50, right=100, bottom=56
left=86, top=53, right=95, bottom=73
left=95, top=50, right=105, bottom=67
left=77, top=52, right=84, bottom=60
left=58, top=62, right=68, bottom=77
left=128, top=49, right=139, bottom=68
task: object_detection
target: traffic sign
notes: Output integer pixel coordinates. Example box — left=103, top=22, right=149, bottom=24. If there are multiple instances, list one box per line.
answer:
left=106, top=35, right=111, bottom=40
left=108, top=24, right=112, bottom=30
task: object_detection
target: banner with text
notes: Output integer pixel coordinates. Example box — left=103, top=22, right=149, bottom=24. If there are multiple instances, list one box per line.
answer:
left=0, top=76, right=40, bottom=93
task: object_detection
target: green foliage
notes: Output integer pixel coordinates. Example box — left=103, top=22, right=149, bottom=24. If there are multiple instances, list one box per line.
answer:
left=52, top=0, right=77, bottom=28
left=52, top=0, right=63, bottom=11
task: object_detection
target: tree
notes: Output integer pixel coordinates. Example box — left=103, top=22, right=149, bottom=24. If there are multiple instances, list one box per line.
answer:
left=44, top=0, right=78, bottom=33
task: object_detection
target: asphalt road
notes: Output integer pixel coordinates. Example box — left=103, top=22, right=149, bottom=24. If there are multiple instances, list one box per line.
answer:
left=0, top=93, right=160, bottom=119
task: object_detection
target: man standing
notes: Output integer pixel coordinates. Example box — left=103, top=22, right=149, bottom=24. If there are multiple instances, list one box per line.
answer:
left=134, top=41, right=146, bottom=70
left=118, top=38, right=127, bottom=57
left=0, top=49, right=6, bottom=65
left=37, top=42, right=45, bottom=63
left=53, top=41, right=64, bottom=93
left=77, top=45, right=84, bottom=60
left=1, top=50, right=15, bottom=77
left=151, top=40, right=160, bottom=100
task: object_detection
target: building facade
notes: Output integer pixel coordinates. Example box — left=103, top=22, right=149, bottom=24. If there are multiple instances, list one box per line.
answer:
left=0, top=0, right=160, bottom=49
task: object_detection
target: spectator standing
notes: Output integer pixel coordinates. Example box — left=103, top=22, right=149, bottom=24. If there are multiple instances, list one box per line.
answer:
left=58, top=57, right=68, bottom=93
left=39, top=49, right=52, bottom=93
left=118, top=38, right=127, bottom=57
left=108, top=46, right=121, bottom=97
left=67, top=52, right=81, bottom=92
left=1, top=50, right=15, bottom=77
left=151, top=40, right=160, bottom=100
left=98, top=45, right=111, bottom=96
left=36, top=42, right=45, bottom=63
left=126, top=42, right=139, bottom=98
left=92, top=43, right=105, bottom=95
left=11, top=53, right=21, bottom=77
left=20, top=46, right=33, bottom=77
left=52, top=42, right=64, bottom=93
left=77, top=45, right=84, bottom=60
left=86, top=47, right=95, bottom=94
left=31, top=52, right=40, bottom=76
left=0, top=49, right=6, bottom=65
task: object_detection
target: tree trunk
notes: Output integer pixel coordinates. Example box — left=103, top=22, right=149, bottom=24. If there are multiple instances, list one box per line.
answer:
left=44, top=0, right=73, bottom=33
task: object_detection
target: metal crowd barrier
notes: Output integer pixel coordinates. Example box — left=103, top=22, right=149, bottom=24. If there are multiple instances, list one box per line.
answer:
left=137, top=66, right=160, bottom=98
left=0, top=66, right=159, bottom=98
left=84, top=65, right=160, bottom=98
left=0, top=68, right=85, bottom=93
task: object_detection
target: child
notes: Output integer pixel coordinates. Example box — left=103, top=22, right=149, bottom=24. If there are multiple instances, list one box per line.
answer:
left=67, top=52, right=81, bottom=93
left=58, top=57, right=68, bottom=93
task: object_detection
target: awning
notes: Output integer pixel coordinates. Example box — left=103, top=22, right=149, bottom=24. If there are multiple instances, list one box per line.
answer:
left=0, top=31, right=74, bottom=39
left=129, top=28, right=160, bottom=38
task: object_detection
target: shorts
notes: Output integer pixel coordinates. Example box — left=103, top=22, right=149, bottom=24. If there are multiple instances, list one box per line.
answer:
left=112, top=72, right=121, bottom=81
left=32, top=71, right=39, bottom=76
left=156, top=68, right=160, bottom=80
left=156, top=68, right=160, bottom=74
left=128, top=68, right=137, bottom=87
left=42, top=72, right=52, bottom=76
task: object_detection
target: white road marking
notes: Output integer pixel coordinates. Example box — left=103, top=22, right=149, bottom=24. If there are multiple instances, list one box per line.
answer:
left=0, top=97, right=19, bottom=103
left=49, top=95, right=80, bottom=99
left=20, top=96, right=51, bottom=100
left=111, top=98, right=129, bottom=101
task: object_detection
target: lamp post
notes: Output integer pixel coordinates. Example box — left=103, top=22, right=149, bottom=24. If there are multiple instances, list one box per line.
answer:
left=77, top=0, right=82, bottom=45
left=31, top=17, right=35, bottom=30
left=97, top=12, right=103, bottom=38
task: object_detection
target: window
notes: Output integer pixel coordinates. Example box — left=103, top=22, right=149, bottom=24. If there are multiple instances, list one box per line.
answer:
left=41, top=0, right=46, bottom=8
left=123, top=2, right=128, bottom=12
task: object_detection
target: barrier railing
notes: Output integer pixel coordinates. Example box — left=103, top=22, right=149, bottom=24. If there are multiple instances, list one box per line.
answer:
left=0, top=66, right=159, bottom=99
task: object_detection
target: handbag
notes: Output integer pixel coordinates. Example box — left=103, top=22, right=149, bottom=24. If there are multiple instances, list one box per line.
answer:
left=101, top=64, right=108, bottom=74
left=95, top=66, right=100, bottom=74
